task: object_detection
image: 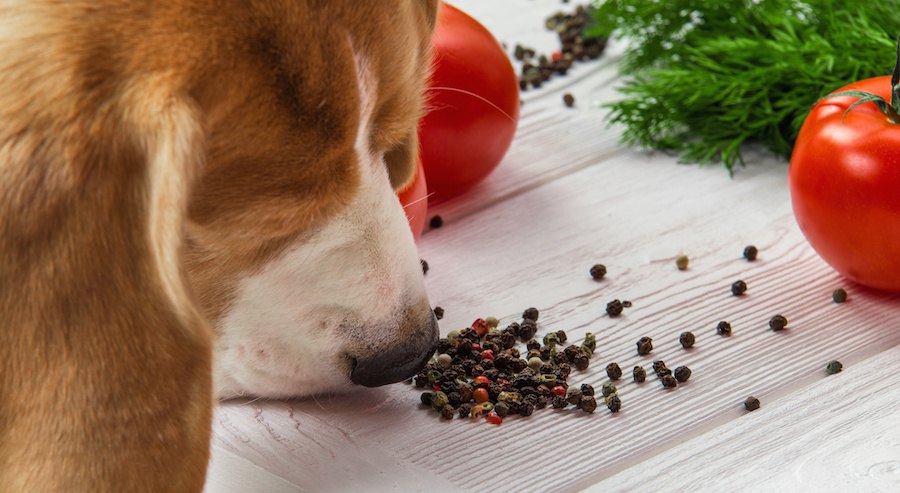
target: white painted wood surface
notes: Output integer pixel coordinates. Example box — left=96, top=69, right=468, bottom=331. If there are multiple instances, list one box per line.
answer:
left=204, top=1, right=900, bottom=491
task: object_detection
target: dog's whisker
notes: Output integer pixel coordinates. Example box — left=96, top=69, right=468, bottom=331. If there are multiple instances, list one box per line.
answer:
left=428, top=86, right=518, bottom=123
left=401, top=191, right=435, bottom=210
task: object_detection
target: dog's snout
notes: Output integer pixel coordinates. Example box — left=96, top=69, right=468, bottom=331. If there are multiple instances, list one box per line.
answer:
left=350, top=313, right=438, bottom=388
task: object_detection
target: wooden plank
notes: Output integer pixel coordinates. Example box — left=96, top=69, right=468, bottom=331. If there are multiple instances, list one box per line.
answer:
left=584, top=345, right=900, bottom=493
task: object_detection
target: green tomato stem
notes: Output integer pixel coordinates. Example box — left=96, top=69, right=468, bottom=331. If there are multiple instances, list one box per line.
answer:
left=819, top=33, right=900, bottom=124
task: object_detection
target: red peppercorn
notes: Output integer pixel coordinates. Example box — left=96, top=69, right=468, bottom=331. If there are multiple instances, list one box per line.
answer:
left=432, top=384, right=442, bottom=392
left=498, top=379, right=510, bottom=386
left=486, top=411, right=503, bottom=425
left=481, top=349, right=495, bottom=361
left=551, top=385, right=566, bottom=397
left=473, top=375, right=490, bottom=387
left=551, top=51, right=562, bottom=62
left=471, top=343, right=482, bottom=353
left=473, top=388, right=490, bottom=404
left=472, top=318, right=489, bottom=336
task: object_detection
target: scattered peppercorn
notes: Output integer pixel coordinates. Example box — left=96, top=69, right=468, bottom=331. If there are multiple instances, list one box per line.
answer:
left=523, top=307, right=539, bottom=322
left=494, top=401, right=510, bottom=418
left=744, top=396, right=760, bottom=411
left=420, top=259, right=429, bottom=275
left=486, top=411, right=503, bottom=425
left=429, top=215, right=443, bottom=229
left=606, top=299, right=624, bottom=317
left=601, top=382, right=617, bottom=398
left=473, top=388, right=490, bottom=404
left=826, top=360, right=843, bottom=375
left=832, top=288, right=848, bottom=304
left=716, top=321, right=732, bottom=336
left=679, top=331, right=695, bottom=349
left=661, top=374, right=677, bottom=388
left=458, top=403, right=472, bottom=418
left=636, top=336, right=653, bottom=356
left=579, top=396, right=598, bottom=413
left=420, top=392, right=433, bottom=406
left=440, top=405, right=454, bottom=420
left=556, top=330, right=568, bottom=344
left=437, top=353, right=452, bottom=369
left=580, top=383, right=595, bottom=396
left=674, top=366, right=691, bottom=382
left=769, top=314, right=788, bottom=331
left=590, top=264, right=607, bottom=280
left=606, top=363, right=623, bottom=381
left=676, top=255, right=689, bottom=271
left=431, top=391, right=449, bottom=410
left=743, top=245, right=758, bottom=261
left=607, top=395, right=621, bottom=413
left=433, top=306, right=444, bottom=320
left=633, top=366, right=646, bottom=383
left=563, top=93, right=575, bottom=107
left=565, top=387, right=583, bottom=406
left=731, top=280, right=747, bottom=296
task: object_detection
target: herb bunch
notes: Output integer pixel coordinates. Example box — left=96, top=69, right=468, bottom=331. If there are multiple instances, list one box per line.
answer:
left=591, top=0, right=900, bottom=171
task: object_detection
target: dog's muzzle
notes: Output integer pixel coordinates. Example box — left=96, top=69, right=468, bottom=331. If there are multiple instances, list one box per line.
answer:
left=350, top=313, right=438, bottom=387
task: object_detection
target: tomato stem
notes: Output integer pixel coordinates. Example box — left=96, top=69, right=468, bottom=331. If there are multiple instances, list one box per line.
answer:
left=818, top=33, right=900, bottom=124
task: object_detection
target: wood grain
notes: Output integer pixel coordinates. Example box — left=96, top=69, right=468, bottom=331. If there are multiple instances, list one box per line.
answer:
left=206, top=1, right=900, bottom=491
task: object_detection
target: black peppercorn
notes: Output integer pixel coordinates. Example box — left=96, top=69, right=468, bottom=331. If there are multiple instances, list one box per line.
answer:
left=606, top=363, right=623, bottom=381
left=556, top=330, right=568, bottom=344
left=633, top=366, right=646, bottom=383
left=551, top=395, right=569, bottom=408
left=743, top=245, right=758, bottom=261
left=744, top=396, right=760, bottom=411
left=679, top=331, right=696, bottom=349
left=573, top=354, right=589, bottom=371
left=520, top=402, right=535, bottom=417
left=606, top=299, right=624, bottom=317
left=590, top=264, right=607, bottom=280
left=519, top=320, right=538, bottom=341
left=636, top=336, right=653, bottom=356
left=651, top=360, right=668, bottom=375
left=833, top=288, right=848, bottom=304
left=526, top=339, right=541, bottom=352
left=433, top=306, right=444, bottom=320
left=429, top=215, right=443, bottom=229
left=661, top=374, right=677, bottom=388
left=494, top=401, right=510, bottom=418
left=563, top=92, right=575, bottom=107
left=826, top=360, right=843, bottom=375
left=458, top=403, right=472, bottom=418
left=580, top=383, right=595, bottom=396
left=420, top=392, right=433, bottom=406
left=421, top=259, right=429, bottom=275
left=769, top=314, right=788, bottom=331
left=731, top=280, right=747, bottom=296
left=440, top=405, right=454, bottom=420
left=674, top=366, right=691, bottom=382
left=606, top=395, right=621, bottom=413
left=716, top=321, right=732, bottom=336
left=579, top=396, right=597, bottom=413
left=523, top=307, right=539, bottom=322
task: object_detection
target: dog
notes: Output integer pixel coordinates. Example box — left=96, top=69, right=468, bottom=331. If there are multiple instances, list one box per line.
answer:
left=0, top=1, right=439, bottom=490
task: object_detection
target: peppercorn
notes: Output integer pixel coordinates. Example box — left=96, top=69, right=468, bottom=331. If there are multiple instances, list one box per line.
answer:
left=579, top=396, right=597, bottom=413
left=440, top=405, right=454, bottom=420
left=652, top=360, right=668, bottom=375
left=833, top=288, right=848, bottom=304
left=633, top=366, right=646, bottom=383
left=472, top=375, right=490, bottom=387
left=731, top=280, right=747, bottom=296
left=519, top=320, right=538, bottom=341
left=590, top=264, right=607, bottom=280
left=717, top=321, right=732, bottom=336
left=674, top=366, right=691, bottom=382
left=433, top=306, right=444, bottom=320
left=679, top=331, right=696, bottom=349
left=565, top=387, right=583, bottom=406
left=520, top=402, right=536, bottom=416
left=606, top=395, right=621, bottom=413
left=429, top=215, right=443, bottom=229
left=743, top=245, right=758, bottom=261
left=479, top=402, right=494, bottom=413
left=573, top=353, right=589, bottom=371
left=744, top=396, right=760, bottom=411
left=458, top=403, right=472, bottom=418
left=580, top=383, right=595, bottom=396
left=601, top=382, right=617, bottom=398
left=675, top=255, right=689, bottom=271
left=543, top=332, right=560, bottom=347
left=471, top=318, right=489, bottom=336
left=551, top=395, right=568, bottom=408
left=606, top=299, right=624, bottom=317
left=437, top=353, right=452, bottom=369
left=636, top=336, right=653, bottom=356
left=527, top=356, right=543, bottom=372
left=606, top=363, right=623, bottom=381
left=556, top=363, right=572, bottom=380
left=661, top=374, right=677, bottom=388
left=539, top=363, right=555, bottom=374
left=420, top=392, right=433, bottom=406
left=470, top=404, right=487, bottom=419
left=494, top=401, right=510, bottom=418
left=473, top=388, right=490, bottom=404
left=769, top=314, right=788, bottom=331
left=431, top=391, right=449, bottom=410
left=556, top=330, right=568, bottom=344
left=523, top=307, right=539, bottom=322
left=526, top=339, right=541, bottom=352
left=540, top=374, right=558, bottom=386
left=582, top=332, right=597, bottom=353
left=826, top=360, right=843, bottom=375
left=562, top=92, right=575, bottom=107
left=550, top=385, right=566, bottom=397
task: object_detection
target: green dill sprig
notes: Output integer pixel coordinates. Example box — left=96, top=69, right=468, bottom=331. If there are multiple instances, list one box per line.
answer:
left=591, top=0, right=900, bottom=172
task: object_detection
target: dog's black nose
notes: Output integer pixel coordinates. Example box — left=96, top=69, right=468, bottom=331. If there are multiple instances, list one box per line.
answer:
left=350, top=313, right=438, bottom=387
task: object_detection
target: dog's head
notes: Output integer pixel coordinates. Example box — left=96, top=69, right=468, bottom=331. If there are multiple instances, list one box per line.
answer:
left=184, top=1, right=440, bottom=398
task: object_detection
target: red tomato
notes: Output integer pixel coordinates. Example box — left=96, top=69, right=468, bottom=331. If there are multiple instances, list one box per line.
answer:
left=396, top=158, right=428, bottom=240
left=790, top=76, right=900, bottom=291
left=419, top=2, right=520, bottom=201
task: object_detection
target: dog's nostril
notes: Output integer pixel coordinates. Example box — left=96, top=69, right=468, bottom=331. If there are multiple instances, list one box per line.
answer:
left=350, top=357, right=359, bottom=372
left=350, top=313, right=438, bottom=388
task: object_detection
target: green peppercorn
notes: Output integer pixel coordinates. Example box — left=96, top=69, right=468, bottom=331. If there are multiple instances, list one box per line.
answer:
left=676, top=255, right=689, bottom=271
left=470, top=404, right=487, bottom=419
left=826, top=360, right=843, bottom=375
left=833, top=288, right=848, bottom=304
left=606, top=363, right=623, bottom=380
left=579, top=396, right=598, bottom=413
left=427, top=369, right=442, bottom=384
left=440, top=405, right=454, bottom=420
left=494, top=401, right=510, bottom=417
left=485, top=316, right=500, bottom=329
left=744, top=396, right=760, bottom=411
left=633, top=366, right=646, bottom=383
left=679, top=331, right=695, bottom=349
left=661, top=374, right=677, bottom=388
left=731, top=280, right=747, bottom=296
left=539, top=374, right=557, bottom=386
left=636, top=336, right=653, bottom=356
left=437, top=353, right=452, bottom=369
left=543, top=332, right=560, bottom=347
left=717, top=321, right=732, bottom=336
left=580, top=383, right=595, bottom=396
left=583, top=332, right=597, bottom=353
left=527, top=356, right=543, bottom=371
left=479, top=402, right=494, bottom=413
left=430, top=391, right=449, bottom=410
left=601, top=382, right=617, bottom=398
left=607, top=395, right=621, bottom=413
left=606, top=299, right=624, bottom=317
left=566, top=386, right=583, bottom=406
left=446, top=329, right=460, bottom=343
left=769, top=314, right=788, bottom=331
left=743, top=245, right=758, bottom=261
left=523, top=307, right=539, bottom=322
left=674, top=366, right=691, bottom=382
left=590, top=264, right=607, bottom=280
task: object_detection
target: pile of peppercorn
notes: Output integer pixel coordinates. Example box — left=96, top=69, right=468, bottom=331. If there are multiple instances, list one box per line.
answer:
left=514, top=4, right=607, bottom=91
left=412, top=309, right=611, bottom=424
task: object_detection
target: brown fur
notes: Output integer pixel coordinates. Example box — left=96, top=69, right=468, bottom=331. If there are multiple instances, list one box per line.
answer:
left=0, top=1, right=436, bottom=491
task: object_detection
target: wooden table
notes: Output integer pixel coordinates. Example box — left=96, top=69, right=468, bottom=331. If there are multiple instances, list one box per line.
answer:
left=204, top=1, right=900, bottom=491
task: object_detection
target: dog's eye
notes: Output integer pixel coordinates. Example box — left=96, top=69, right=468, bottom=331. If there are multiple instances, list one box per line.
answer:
left=383, top=132, right=418, bottom=191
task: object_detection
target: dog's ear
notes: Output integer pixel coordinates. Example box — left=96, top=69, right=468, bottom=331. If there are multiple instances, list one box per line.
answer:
left=385, top=130, right=420, bottom=191
left=417, top=0, right=440, bottom=32
left=0, top=75, right=213, bottom=490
